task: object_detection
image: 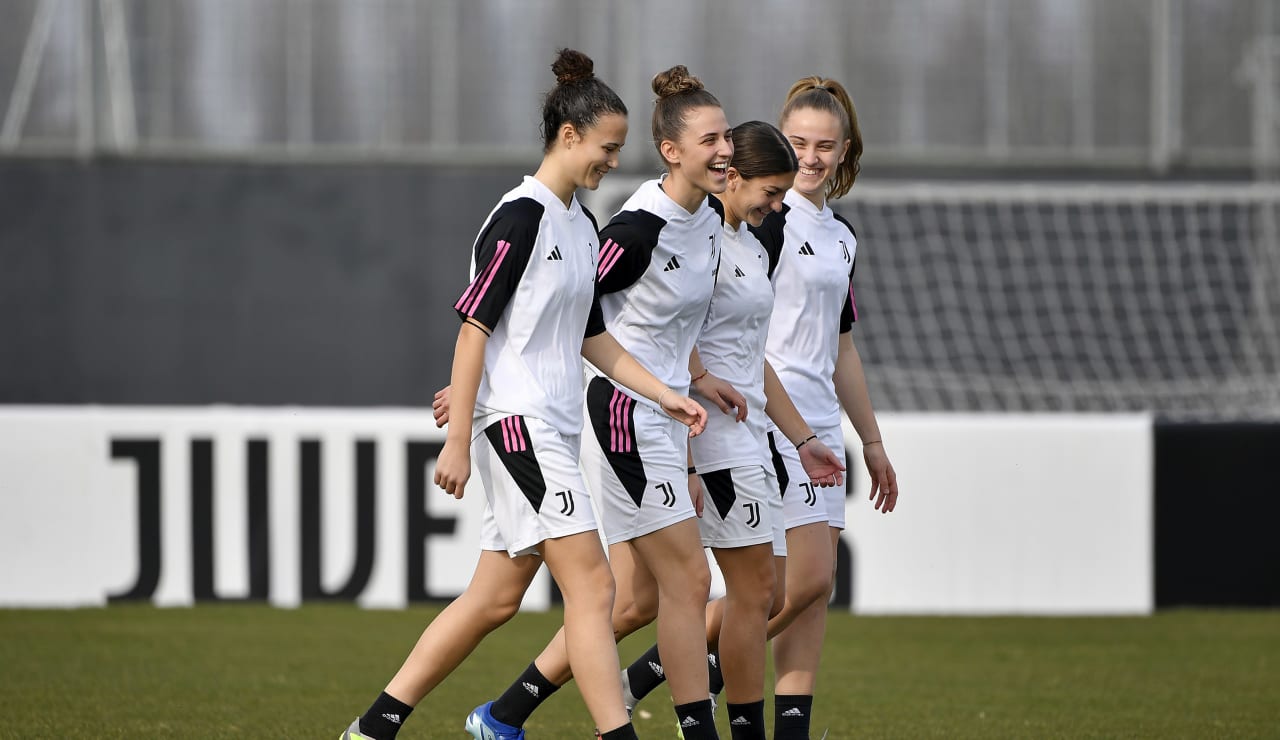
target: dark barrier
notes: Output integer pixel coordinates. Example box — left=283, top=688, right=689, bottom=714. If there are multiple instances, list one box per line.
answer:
left=0, top=157, right=524, bottom=405
left=1154, top=422, right=1280, bottom=607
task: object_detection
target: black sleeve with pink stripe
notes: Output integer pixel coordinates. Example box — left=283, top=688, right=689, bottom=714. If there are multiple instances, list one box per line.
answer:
left=453, top=198, right=544, bottom=329
left=595, top=209, right=667, bottom=294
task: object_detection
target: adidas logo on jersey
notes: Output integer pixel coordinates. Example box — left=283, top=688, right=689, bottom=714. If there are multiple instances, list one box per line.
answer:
left=731, top=716, right=751, bottom=726
left=680, top=716, right=700, bottom=728
left=547, top=245, right=562, bottom=260
left=648, top=660, right=664, bottom=677
left=798, top=242, right=816, bottom=255
left=381, top=713, right=402, bottom=724
left=781, top=707, right=805, bottom=717
left=733, top=265, right=745, bottom=277
left=522, top=681, right=540, bottom=697
left=663, top=256, right=682, bottom=271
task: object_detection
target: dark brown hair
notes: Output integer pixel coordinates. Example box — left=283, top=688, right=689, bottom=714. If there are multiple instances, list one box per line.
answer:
left=540, top=49, right=627, bottom=153
left=730, top=121, right=798, bottom=180
left=780, top=76, right=862, bottom=199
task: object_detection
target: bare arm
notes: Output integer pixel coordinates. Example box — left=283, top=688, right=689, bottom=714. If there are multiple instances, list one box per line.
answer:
left=582, top=332, right=707, bottom=436
left=433, top=322, right=489, bottom=498
left=764, top=360, right=845, bottom=486
left=688, top=348, right=747, bottom=422
left=834, top=331, right=898, bottom=512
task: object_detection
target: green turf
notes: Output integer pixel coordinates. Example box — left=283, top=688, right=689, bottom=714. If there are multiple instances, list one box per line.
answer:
left=0, top=606, right=1276, bottom=738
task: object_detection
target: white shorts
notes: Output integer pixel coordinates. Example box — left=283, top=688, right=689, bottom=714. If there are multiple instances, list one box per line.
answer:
left=766, top=425, right=849, bottom=530
left=583, top=377, right=697, bottom=545
left=472, top=414, right=600, bottom=557
left=694, top=465, right=775, bottom=550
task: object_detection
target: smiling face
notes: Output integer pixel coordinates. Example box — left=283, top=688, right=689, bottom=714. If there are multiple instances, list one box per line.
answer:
left=724, top=169, right=795, bottom=228
left=661, top=105, right=734, bottom=196
left=781, top=107, right=849, bottom=205
left=566, top=112, right=628, bottom=191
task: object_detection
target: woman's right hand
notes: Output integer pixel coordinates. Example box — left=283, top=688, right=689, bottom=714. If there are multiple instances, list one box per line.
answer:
left=433, top=439, right=470, bottom=498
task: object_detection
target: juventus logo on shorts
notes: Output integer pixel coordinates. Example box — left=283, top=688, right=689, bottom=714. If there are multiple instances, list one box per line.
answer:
left=655, top=481, right=677, bottom=507
left=554, top=490, right=575, bottom=516
left=742, top=501, right=761, bottom=528
left=799, top=481, right=818, bottom=507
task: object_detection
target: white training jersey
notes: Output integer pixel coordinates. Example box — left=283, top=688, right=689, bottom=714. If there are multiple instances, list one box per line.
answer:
left=591, top=177, right=724, bottom=405
left=690, top=213, right=775, bottom=472
left=453, top=175, right=606, bottom=437
left=752, top=189, right=858, bottom=430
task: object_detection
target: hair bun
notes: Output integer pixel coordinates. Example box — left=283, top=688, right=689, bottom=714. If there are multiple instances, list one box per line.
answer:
left=651, top=65, right=705, bottom=99
left=552, top=48, right=595, bottom=85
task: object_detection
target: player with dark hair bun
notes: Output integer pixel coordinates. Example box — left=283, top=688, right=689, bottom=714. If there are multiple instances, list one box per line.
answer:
left=338, top=49, right=706, bottom=740
left=468, top=63, right=736, bottom=740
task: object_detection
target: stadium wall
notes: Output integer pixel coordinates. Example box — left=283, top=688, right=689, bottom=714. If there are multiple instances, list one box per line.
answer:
left=1, top=407, right=1160, bottom=614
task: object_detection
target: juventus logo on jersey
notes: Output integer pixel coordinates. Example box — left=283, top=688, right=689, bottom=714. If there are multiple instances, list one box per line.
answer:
left=655, top=481, right=677, bottom=507
left=733, top=265, right=746, bottom=278
left=663, top=256, right=682, bottom=272
left=798, top=242, right=816, bottom=256
left=547, top=245, right=563, bottom=261
left=840, top=240, right=850, bottom=263
left=742, top=501, right=761, bottom=527
left=799, top=481, right=818, bottom=506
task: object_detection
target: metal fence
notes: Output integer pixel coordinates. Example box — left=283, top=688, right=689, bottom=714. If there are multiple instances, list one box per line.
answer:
left=2, top=0, right=1279, bottom=172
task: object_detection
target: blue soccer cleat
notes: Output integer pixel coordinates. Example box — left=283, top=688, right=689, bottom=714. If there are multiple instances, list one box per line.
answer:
left=465, top=701, right=527, bottom=740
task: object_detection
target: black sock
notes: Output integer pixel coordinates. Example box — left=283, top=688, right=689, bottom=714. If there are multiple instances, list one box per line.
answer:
left=674, top=698, right=719, bottom=740
left=490, top=662, right=559, bottom=727
left=773, top=694, right=813, bottom=740
left=707, top=650, right=725, bottom=696
left=726, top=700, right=766, bottom=740
left=624, top=644, right=667, bottom=701
left=358, top=691, right=413, bottom=740
left=600, top=723, right=640, bottom=740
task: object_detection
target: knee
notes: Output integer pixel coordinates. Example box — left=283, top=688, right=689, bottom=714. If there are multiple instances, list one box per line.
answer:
left=560, top=557, right=617, bottom=613
left=613, top=587, right=658, bottom=635
left=672, top=557, right=712, bottom=607
left=786, top=567, right=833, bottom=612
left=473, top=590, right=524, bottom=630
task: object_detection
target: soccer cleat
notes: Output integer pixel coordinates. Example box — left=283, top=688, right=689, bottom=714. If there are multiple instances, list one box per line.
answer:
left=339, top=718, right=373, bottom=739
left=465, top=701, right=527, bottom=740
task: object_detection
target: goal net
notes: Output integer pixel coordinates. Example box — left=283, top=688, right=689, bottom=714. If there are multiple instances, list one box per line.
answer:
left=584, top=180, right=1280, bottom=420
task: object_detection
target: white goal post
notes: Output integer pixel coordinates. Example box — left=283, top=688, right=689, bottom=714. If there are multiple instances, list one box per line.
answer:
left=583, top=180, right=1280, bottom=420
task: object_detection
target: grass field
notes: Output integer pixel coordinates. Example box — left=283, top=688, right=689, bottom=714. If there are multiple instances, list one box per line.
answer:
left=1, top=606, right=1277, bottom=739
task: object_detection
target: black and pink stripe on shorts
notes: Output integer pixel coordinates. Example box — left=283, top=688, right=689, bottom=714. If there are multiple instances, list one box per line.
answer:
left=608, top=389, right=635, bottom=453
left=498, top=414, right=528, bottom=453
left=455, top=239, right=512, bottom=317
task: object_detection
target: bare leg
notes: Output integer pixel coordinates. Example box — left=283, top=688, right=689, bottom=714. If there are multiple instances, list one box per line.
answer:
left=771, top=524, right=838, bottom=696
left=629, top=518, right=713, bottom=705
left=709, top=543, right=775, bottom=704
left=384, top=550, right=542, bottom=704
left=539, top=531, right=630, bottom=733
left=529, top=539, right=659, bottom=687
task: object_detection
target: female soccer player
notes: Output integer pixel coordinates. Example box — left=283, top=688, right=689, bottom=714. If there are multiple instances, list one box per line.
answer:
left=338, top=49, right=706, bottom=740
left=616, top=123, right=851, bottom=739
left=465, top=64, right=734, bottom=740
left=680, top=120, right=846, bottom=740
left=759, top=75, right=899, bottom=739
